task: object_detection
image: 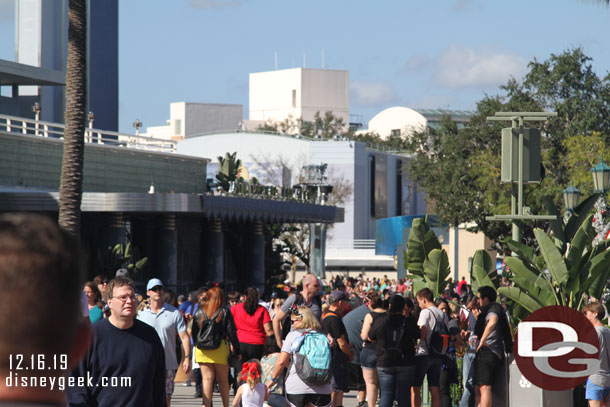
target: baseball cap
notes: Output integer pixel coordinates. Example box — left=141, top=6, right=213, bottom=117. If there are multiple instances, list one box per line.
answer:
left=115, top=268, right=130, bottom=278
left=330, top=290, right=348, bottom=302
left=146, top=278, right=164, bottom=291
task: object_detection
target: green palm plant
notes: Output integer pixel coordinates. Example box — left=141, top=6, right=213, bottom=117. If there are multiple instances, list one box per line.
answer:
left=405, top=217, right=451, bottom=297
left=499, top=211, right=610, bottom=322
left=216, top=152, right=242, bottom=191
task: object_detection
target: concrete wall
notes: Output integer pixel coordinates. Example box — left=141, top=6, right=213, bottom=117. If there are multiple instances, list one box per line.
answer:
left=0, top=131, right=207, bottom=193
left=249, top=68, right=349, bottom=126
left=184, top=103, right=242, bottom=138
left=445, top=226, right=497, bottom=282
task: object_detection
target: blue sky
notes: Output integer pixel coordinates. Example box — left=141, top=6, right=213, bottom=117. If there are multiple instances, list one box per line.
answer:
left=1, top=0, right=609, bottom=133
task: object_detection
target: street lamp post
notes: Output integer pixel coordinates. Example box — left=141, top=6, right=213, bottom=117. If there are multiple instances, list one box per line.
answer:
left=298, top=164, right=333, bottom=278
left=591, top=154, right=610, bottom=244
left=32, top=102, right=41, bottom=136
left=562, top=180, right=581, bottom=223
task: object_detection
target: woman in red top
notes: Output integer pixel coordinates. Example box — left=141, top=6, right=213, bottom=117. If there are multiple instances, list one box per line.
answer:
left=231, top=287, right=274, bottom=361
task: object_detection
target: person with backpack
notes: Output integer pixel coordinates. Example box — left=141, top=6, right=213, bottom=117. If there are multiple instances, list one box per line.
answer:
left=412, top=288, right=449, bottom=407
left=322, top=290, right=355, bottom=407
left=272, top=273, right=323, bottom=348
left=265, top=306, right=332, bottom=407
left=435, top=298, right=462, bottom=407
left=368, top=295, right=420, bottom=407
left=191, top=286, right=241, bottom=407
left=473, top=286, right=512, bottom=407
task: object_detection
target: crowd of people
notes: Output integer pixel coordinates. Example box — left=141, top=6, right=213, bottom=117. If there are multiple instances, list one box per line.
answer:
left=1, top=214, right=608, bottom=407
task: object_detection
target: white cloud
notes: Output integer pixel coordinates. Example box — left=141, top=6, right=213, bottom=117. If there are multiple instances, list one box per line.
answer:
left=434, top=45, right=528, bottom=89
left=405, top=54, right=432, bottom=71
left=351, top=81, right=398, bottom=106
left=190, top=0, right=246, bottom=9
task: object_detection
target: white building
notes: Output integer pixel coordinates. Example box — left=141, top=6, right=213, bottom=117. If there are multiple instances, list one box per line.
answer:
left=144, top=102, right=242, bottom=141
left=363, top=106, right=475, bottom=140
left=177, top=132, right=426, bottom=248
left=246, top=68, right=349, bottom=130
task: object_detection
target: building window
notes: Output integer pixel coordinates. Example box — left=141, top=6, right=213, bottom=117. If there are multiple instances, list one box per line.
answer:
left=391, top=129, right=401, bottom=138
left=174, top=119, right=181, bottom=135
left=292, top=89, right=297, bottom=107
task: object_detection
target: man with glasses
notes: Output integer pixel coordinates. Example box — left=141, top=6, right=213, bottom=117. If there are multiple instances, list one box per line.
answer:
left=272, top=273, right=323, bottom=348
left=68, top=276, right=167, bottom=407
left=138, top=278, right=191, bottom=407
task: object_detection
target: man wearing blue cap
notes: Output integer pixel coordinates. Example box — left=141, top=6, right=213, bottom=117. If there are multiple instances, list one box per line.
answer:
left=138, top=278, right=191, bottom=407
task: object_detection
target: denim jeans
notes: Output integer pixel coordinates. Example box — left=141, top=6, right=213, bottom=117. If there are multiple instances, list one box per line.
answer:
left=459, top=352, right=475, bottom=407
left=377, top=365, right=415, bottom=407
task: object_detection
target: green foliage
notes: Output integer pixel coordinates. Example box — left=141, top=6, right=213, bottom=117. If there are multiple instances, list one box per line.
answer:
left=257, top=111, right=352, bottom=139
left=470, top=250, right=499, bottom=292
left=498, top=211, right=610, bottom=323
left=405, top=217, right=449, bottom=297
left=91, top=242, right=148, bottom=279
left=403, top=48, right=610, bottom=244
left=216, top=152, right=242, bottom=191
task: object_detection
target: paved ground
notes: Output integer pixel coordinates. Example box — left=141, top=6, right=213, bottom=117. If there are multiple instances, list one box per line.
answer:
left=171, top=381, right=362, bottom=407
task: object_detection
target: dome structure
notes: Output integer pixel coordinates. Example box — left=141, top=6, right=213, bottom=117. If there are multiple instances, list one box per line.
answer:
left=367, top=106, right=428, bottom=140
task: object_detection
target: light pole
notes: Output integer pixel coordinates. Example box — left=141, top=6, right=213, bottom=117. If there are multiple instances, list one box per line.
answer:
left=591, top=154, right=610, bottom=244
left=298, top=164, right=333, bottom=278
left=485, top=112, right=557, bottom=242
left=133, top=119, right=142, bottom=136
left=32, top=102, right=41, bottom=136
left=562, top=180, right=581, bottom=223
left=87, top=111, right=95, bottom=143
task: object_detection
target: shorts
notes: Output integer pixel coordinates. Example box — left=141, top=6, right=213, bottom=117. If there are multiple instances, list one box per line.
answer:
left=348, top=362, right=366, bottom=391
left=413, top=355, right=442, bottom=387
left=360, top=346, right=377, bottom=369
left=286, top=393, right=332, bottom=407
left=331, top=349, right=350, bottom=392
left=166, top=369, right=177, bottom=397
left=473, top=348, right=502, bottom=386
left=586, top=379, right=610, bottom=401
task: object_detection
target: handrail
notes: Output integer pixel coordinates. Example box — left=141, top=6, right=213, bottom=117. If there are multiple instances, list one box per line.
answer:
left=0, top=114, right=177, bottom=153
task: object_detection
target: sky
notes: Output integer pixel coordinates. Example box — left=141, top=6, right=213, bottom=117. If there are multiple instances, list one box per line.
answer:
left=0, top=0, right=609, bottom=133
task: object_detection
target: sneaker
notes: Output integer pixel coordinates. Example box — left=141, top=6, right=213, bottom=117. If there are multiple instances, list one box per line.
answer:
left=183, top=380, right=192, bottom=386
left=194, top=391, right=202, bottom=398
left=358, top=402, right=368, bottom=407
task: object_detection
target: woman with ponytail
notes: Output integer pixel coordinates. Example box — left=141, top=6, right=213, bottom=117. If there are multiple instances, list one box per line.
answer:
left=232, top=360, right=268, bottom=407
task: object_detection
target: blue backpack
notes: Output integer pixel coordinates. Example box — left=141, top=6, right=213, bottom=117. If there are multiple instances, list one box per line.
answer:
left=291, top=330, right=332, bottom=385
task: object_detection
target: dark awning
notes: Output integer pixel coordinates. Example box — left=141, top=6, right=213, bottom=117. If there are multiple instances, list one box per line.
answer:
left=0, top=189, right=342, bottom=224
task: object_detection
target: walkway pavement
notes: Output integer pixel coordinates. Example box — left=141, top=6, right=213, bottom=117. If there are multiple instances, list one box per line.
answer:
left=171, top=381, right=362, bottom=407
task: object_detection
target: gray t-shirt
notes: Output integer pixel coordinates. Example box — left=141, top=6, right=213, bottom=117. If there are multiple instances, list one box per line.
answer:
left=280, top=293, right=322, bottom=321
left=590, top=325, right=610, bottom=386
left=481, top=312, right=504, bottom=358
left=416, top=306, right=449, bottom=356
left=281, top=330, right=332, bottom=395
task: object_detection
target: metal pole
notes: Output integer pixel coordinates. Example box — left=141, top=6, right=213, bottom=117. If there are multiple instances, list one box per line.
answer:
left=516, top=117, right=524, bottom=242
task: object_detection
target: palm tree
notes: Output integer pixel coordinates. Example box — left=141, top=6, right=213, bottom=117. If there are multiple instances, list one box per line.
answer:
left=58, top=0, right=87, bottom=235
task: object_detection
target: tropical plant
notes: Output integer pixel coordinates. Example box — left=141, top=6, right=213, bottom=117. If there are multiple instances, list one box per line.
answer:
left=91, top=242, right=148, bottom=279
left=405, top=217, right=451, bottom=297
left=216, top=152, right=243, bottom=191
left=470, top=250, right=499, bottom=292
left=58, top=0, right=87, bottom=235
left=499, top=211, right=610, bottom=323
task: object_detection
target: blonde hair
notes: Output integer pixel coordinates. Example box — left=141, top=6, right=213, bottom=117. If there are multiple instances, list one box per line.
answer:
left=241, top=359, right=262, bottom=391
left=296, top=306, right=321, bottom=330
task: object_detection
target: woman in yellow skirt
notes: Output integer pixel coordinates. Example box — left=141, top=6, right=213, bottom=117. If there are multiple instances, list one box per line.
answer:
left=192, top=287, right=241, bottom=407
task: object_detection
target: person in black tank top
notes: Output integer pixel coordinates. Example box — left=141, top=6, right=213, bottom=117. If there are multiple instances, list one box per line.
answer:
left=360, top=290, right=386, bottom=407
